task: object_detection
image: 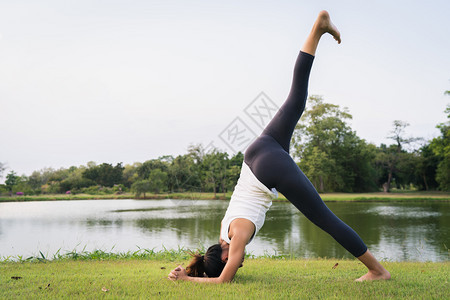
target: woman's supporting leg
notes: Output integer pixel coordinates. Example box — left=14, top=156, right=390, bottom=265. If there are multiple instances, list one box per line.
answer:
left=251, top=146, right=390, bottom=281
left=356, top=250, right=391, bottom=281
left=251, top=145, right=368, bottom=257
left=246, top=10, right=390, bottom=281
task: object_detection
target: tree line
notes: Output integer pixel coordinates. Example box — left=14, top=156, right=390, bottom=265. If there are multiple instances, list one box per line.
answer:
left=292, top=96, right=448, bottom=193
left=1, top=95, right=448, bottom=196
left=0, top=147, right=243, bottom=198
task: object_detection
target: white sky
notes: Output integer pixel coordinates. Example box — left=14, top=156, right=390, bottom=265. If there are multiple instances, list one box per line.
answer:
left=1, top=0, right=449, bottom=179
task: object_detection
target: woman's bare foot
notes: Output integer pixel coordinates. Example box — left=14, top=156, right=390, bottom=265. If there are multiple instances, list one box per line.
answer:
left=315, top=10, right=341, bottom=44
left=301, top=10, right=341, bottom=55
left=355, top=269, right=391, bottom=282
left=355, top=249, right=391, bottom=282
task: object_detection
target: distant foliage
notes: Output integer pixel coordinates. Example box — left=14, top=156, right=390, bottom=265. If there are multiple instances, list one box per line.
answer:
left=82, top=163, right=124, bottom=187
left=428, top=104, right=450, bottom=190
left=292, top=96, right=377, bottom=192
left=5, top=171, right=21, bottom=192
left=0, top=97, right=448, bottom=195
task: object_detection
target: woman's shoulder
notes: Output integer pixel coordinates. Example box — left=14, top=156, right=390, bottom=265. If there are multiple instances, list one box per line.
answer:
left=228, top=218, right=256, bottom=243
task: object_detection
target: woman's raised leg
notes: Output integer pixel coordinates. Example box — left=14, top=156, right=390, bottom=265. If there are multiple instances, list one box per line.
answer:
left=257, top=11, right=341, bottom=154
left=302, top=10, right=341, bottom=56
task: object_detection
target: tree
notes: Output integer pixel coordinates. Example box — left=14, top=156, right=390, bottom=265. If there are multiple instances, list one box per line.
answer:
left=131, top=169, right=168, bottom=197
left=203, top=149, right=229, bottom=197
left=226, top=152, right=244, bottom=191
left=5, top=171, right=20, bottom=192
left=48, top=167, right=71, bottom=183
left=376, top=120, right=421, bottom=192
left=429, top=104, right=450, bottom=190
left=168, top=154, right=199, bottom=192
left=415, top=144, right=439, bottom=190
left=147, top=168, right=168, bottom=193
left=59, top=166, right=94, bottom=192
left=131, top=180, right=152, bottom=199
left=28, top=170, right=45, bottom=191
left=82, top=163, right=124, bottom=187
left=300, top=147, right=336, bottom=192
left=185, top=144, right=208, bottom=192
left=137, top=159, right=169, bottom=180
left=123, top=163, right=141, bottom=188
left=292, top=96, right=378, bottom=192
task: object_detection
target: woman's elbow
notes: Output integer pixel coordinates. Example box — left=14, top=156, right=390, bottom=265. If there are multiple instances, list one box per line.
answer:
left=217, top=275, right=234, bottom=283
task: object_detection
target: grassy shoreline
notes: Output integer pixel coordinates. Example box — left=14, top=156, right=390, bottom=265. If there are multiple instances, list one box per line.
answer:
left=1, top=255, right=448, bottom=299
left=0, top=191, right=449, bottom=203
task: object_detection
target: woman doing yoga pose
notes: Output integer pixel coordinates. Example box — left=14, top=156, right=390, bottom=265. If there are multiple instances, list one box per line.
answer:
left=168, top=10, right=391, bottom=283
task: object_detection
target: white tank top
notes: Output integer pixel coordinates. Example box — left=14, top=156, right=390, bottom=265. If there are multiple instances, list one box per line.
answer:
left=220, top=162, right=278, bottom=245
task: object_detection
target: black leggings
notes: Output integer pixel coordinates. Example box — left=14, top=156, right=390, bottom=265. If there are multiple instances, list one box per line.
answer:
left=244, top=51, right=367, bottom=257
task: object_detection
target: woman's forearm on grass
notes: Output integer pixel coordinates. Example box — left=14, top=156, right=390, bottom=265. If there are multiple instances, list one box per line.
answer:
left=184, top=276, right=227, bottom=284
left=168, top=265, right=230, bottom=284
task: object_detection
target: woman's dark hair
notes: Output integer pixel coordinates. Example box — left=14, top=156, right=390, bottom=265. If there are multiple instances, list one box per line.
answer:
left=186, top=244, right=225, bottom=277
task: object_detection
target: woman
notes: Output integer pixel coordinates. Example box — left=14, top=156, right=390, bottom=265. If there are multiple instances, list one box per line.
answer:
left=168, top=10, right=391, bottom=283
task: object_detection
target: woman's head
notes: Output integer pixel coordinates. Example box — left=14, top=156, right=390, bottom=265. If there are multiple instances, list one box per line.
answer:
left=186, top=244, right=226, bottom=277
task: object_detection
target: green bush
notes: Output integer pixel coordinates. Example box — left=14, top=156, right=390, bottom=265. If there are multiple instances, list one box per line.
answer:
left=0, top=184, right=9, bottom=195
left=113, top=184, right=125, bottom=194
left=12, top=183, right=34, bottom=195
left=47, top=182, right=62, bottom=194
left=81, top=185, right=114, bottom=195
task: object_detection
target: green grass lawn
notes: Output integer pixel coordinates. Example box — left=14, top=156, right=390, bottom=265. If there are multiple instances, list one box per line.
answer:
left=1, top=191, right=449, bottom=203
left=318, top=191, right=450, bottom=202
left=1, top=258, right=448, bottom=299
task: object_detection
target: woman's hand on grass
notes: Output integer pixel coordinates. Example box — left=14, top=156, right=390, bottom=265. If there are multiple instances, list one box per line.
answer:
left=168, top=265, right=187, bottom=281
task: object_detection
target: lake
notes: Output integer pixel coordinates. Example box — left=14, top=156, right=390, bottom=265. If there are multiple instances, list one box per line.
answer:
left=0, top=199, right=448, bottom=261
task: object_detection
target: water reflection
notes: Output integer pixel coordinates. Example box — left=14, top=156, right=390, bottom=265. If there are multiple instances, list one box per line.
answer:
left=258, top=202, right=449, bottom=261
left=0, top=200, right=448, bottom=261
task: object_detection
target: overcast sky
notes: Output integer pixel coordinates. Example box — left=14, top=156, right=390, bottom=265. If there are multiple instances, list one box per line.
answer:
left=1, top=0, right=449, bottom=180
